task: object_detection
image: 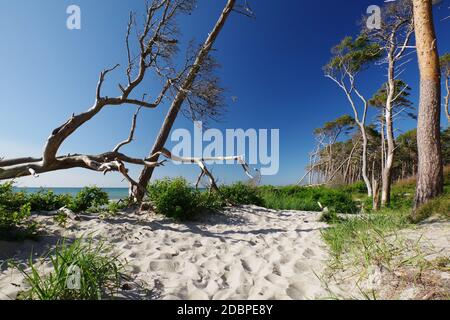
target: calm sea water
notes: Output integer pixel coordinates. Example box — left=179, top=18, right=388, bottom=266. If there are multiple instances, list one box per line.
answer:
left=14, top=187, right=130, bottom=200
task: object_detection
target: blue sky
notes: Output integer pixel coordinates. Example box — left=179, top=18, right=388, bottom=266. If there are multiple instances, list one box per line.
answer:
left=0, top=0, right=449, bottom=187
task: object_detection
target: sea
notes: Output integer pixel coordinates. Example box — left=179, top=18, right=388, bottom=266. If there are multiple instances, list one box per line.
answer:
left=13, top=187, right=130, bottom=200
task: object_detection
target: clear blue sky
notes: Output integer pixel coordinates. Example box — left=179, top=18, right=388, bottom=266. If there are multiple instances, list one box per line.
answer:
left=0, top=0, right=449, bottom=187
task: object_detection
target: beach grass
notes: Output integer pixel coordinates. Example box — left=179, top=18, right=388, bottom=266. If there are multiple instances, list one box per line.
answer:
left=12, top=237, right=123, bottom=300
left=259, top=185, right=358, bottom=213
left=321, top=209, right=411, bottom=268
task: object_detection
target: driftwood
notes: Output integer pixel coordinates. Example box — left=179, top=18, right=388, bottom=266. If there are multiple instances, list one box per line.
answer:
left=154, top=148, right=257, bottom=192
left=0, top=0, right=187, bottom=183
left=0, top=0, right=250, bottom=199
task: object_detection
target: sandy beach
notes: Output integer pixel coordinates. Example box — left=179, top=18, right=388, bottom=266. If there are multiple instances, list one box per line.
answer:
left=0, top=206, right=332, bottom=300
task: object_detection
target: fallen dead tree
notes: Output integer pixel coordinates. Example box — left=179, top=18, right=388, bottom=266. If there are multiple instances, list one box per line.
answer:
left=0, top=0, right=253, bottom=200
left=155, top=148, right=258, bottom=192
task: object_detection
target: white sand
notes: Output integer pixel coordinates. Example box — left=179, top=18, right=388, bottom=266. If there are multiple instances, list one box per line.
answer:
left=0, top=205, right=331, bottom=300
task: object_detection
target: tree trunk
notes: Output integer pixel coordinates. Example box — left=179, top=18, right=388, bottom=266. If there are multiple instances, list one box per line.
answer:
left=372, top=161, right=380, bottom=211
left=360, top=123, right=373, bottom=197
left=344, top=140, right=359, bottom=184
left=133, top=0, right=236, bottom=201
left=412, top=0, right=443, bottom=211
left=381, top=57, right=396, bottom=207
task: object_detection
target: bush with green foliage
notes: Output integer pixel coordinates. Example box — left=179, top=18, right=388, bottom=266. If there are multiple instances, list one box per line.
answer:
left=69, top=187, right=109, bottom=213
left=0, top=183, right=74, bottom=213
left=27, top=190, right=73, bottom=212
left=338, top=181, right=368, bottom=195
left=0, top=203, right=38, bottom=241
left=14, top=238, right=122, bottom=300
left=198, top=191, right=226, bottom=211
left=363, top=184, right=415, bottom=212
left=104, top=201, right=129, bottom=215
left=219, top=183, right=264, bottom=206
left=0, top=183, right=38, bottom=240
left=147, top=178, right=239, bottom=220
left=0, top=182, right=28, bottom=212
left=148, top=178, right=203, bottom=220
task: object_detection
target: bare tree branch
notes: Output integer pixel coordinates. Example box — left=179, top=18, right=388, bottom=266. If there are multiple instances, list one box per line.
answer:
left=151, top=148, right=256, bottom=192
left=113, top=107, right=142, bottom=153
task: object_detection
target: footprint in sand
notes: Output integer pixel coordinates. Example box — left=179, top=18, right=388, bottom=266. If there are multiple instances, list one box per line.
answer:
left=241, top=257, right=264, bottom=274
left=286, top=282, right=306, bottom=300
left=121, top=244, right=132, bottom=250
left=155, top=252, right=177, bottom=259
left=272, top=265, right=282, bottom=276
left=223, top=262, right=246, bottom=288
left=130, top=264, right=142, bottom=273
left=186, top=280, right=210, bottom=300
left=148, top=260, right=180, bottom=273
left=302, top=248, right=316, bottom=258
left=279, top=253, right=292, bottom=264
left=193, top=240, right=203, bottom=248
left=294, top=261, right=310, bottom=273
left=265, top=273, right=289, bottom=289
left=263, top=250, right=281, bottom=262
left=128, top=251, right=139, bottom=258
left=201, top=260, right=223, bottom=274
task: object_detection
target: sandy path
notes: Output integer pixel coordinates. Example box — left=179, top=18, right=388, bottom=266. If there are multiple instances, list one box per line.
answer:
left=0, top=205, right=331, bottom=300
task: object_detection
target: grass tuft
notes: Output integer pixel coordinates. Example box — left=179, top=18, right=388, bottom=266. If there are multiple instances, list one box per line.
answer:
left=321, top=209, right=411, bottom=268
left=410, top=195, right=450, bottom=223
left=13, top=237, right=123, bottom=300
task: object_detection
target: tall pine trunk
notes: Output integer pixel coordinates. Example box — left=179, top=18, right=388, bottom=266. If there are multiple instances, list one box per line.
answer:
left=412, top=0, right=443, bottom=210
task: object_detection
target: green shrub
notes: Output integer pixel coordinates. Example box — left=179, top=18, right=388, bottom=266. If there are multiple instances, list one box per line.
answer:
left=0, top=203, right=38, bottom=241
left=259, top=186, right=358, bottom=213
left=198, top=191, right=226, bottom=211
left=0, top=183, right=74, bottom=213
left=362, top=196, right=373, bottom=212
left=148, top=178, right=202, bottom=220
left=319, top=189, right=358, bottom=213
left=0, top=182, right=28, bottom=212
left=389, top=192, right=414, bottom=209
left=363, top=191, right=414, bottom=213
left=338, top=181, right=368, bottom=194
left=105, top=201, right=127, bottom=215
left=219, top=183, right=264, bottom=206
left=70, top=187, right=109, bottom=213
left=14, top=238, right=122, bottom=300
left=27, top=190, right=73, bottom=212
left=91, top=200, right=132, bottom=218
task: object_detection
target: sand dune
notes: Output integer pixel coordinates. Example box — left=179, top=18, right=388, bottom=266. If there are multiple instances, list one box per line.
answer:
left=0, top=205, right=332, bottom=300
